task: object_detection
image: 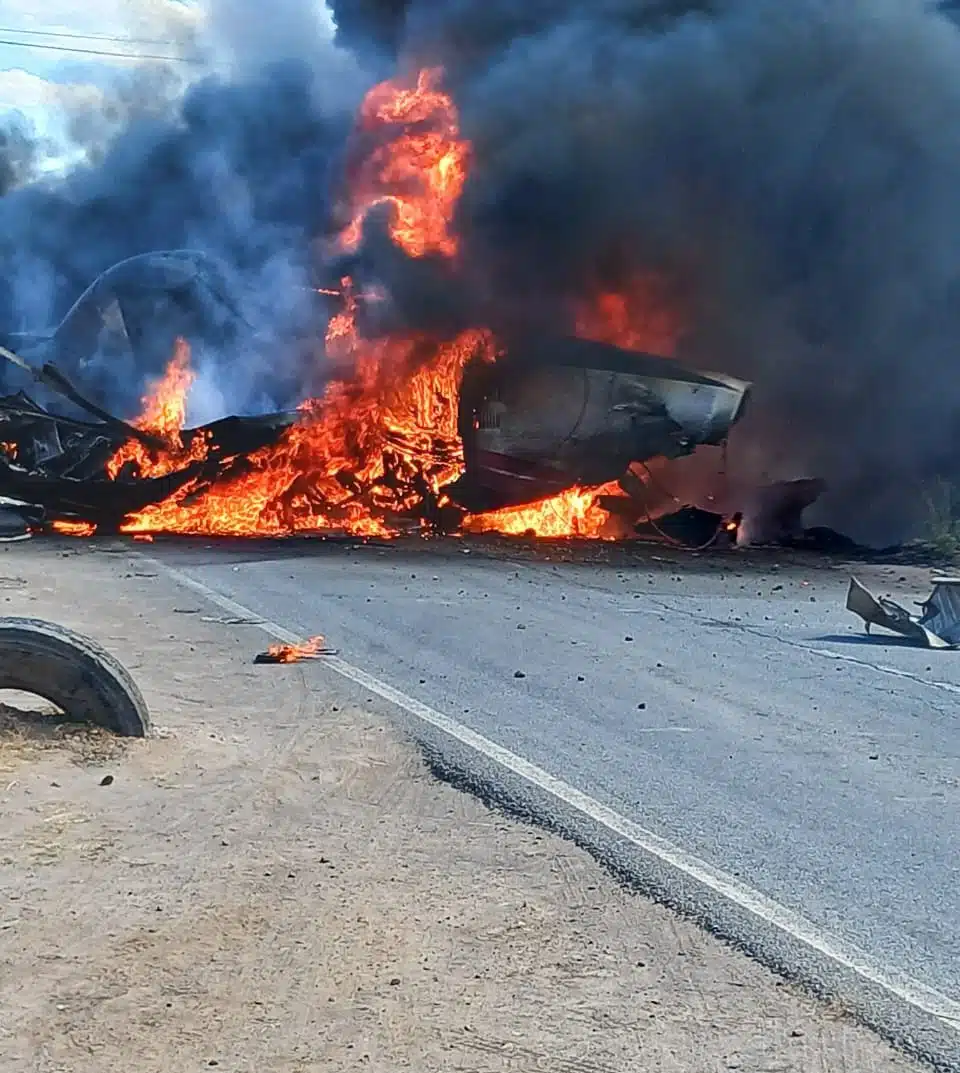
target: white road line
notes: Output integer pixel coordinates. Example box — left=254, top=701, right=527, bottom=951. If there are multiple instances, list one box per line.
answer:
left=150, top=557, right=960, bottom=1032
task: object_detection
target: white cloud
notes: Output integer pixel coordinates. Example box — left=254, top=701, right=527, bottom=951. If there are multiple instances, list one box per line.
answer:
left=0, top=0, right=201, bottom=43
left=0, top=1, right=352, bottom=172
left=0, top=1, right=202, bottom=93
left=0, top=3, right=196, bottom=172
left=0, top=67, right=102, bottom=113
left=0, top=67, right=103, bottom=162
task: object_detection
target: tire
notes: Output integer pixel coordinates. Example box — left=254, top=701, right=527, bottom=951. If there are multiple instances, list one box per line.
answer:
left=0, top=617, right=150, bottom=737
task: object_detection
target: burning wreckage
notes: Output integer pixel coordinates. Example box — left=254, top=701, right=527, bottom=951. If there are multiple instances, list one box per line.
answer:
left=0, top=249, right=751, bottom=542
left=0, top=68, right=833, bottom=548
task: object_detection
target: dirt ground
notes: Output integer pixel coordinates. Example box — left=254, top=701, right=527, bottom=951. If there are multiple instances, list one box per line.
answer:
left=0, top=540, right=926, bottom=1073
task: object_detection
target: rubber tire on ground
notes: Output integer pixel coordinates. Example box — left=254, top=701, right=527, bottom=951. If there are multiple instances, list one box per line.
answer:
left=0, top=617, right=150, bottom=737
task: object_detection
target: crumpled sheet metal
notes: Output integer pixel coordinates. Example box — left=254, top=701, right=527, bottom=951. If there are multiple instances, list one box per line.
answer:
left=846, top=576, right=960, bottom=648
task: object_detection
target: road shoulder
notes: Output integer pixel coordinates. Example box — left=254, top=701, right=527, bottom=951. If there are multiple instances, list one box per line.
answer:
left=0, top=539, right=924, bottom=1072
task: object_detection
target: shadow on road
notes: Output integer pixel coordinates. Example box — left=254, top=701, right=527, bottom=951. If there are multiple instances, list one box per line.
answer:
left=812, top=633, right=919, bottom=649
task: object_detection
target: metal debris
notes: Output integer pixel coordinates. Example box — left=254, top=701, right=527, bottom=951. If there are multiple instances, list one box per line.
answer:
left=449, top=335, right=751, bottom=513
left=0, top=378, right=294, bottom=530
left=736, top=479, right=826, bottom=547
left=846, top=576, right=960, bottom=648
left=0, top=250, right=297, bottom=532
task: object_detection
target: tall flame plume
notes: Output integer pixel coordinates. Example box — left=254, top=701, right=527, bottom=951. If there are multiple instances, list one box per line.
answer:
left=107, top=68, right=672, bottom=541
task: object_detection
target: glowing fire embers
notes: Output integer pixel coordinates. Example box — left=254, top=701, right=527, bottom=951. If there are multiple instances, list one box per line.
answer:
left=254, top=635, right=332, bottom=664
left=51, top=520, right=96, bottom=537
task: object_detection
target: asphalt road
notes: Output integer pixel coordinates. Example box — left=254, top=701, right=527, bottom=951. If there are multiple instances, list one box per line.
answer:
left=149, top=538, right=960, bottom=1064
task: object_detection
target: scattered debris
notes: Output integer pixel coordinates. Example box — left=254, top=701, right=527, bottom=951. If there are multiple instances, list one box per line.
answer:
left=631, top=505, right=730, bottom=548
left=846, top=576, right=960, bottom=648
left=0, top=376, right=295, bottom=531
left=254, top=636, right=334, bottom=663
left=0, top=252, right=866, bottom=551
left=0, top=503, right=32, bottom=541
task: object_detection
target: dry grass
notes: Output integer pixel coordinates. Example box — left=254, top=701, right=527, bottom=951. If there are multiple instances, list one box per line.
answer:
left=0, top=702, right=127, bottom=772
left=921, top=478, right=960, bottom=559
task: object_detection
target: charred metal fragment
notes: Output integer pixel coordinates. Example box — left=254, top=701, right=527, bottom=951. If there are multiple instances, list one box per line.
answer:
left=633, top=505, right=728, bottom=548
left=0, top=457, right=204, bottom=528
left=447, top=335, right=750, bottom=512
left=735, top=479, right=826, bottom=547
left=0, top=344, right=166, bottom=452
left=847, top=576, right=960, bottom=648
left=180, top=411, right=297, bottom=457
left=0, top=251, right=247, bottom=410
left=0, top=384, right=295, bottom=529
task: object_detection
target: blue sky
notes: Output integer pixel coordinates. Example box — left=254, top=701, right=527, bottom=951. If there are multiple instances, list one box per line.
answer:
left=0, top=1, right=344, bottom=159
left=0, top=0, right=200, bottom=147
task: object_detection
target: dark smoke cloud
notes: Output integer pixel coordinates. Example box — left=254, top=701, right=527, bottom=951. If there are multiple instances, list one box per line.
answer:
left=3, top=0, right=960, bottom=540
left=0, top=5, right=364, bottom=420
left=331, top=0, right=960, bottom=541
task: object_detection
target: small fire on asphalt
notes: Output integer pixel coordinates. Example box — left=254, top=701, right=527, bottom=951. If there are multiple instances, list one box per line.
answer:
left=254, top=636, right=334, bottom=664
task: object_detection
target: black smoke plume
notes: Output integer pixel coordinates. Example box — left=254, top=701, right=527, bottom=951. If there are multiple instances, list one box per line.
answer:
left=0, top=5, right=363, bottom=420
left=331, top=0, right=960, bottom=541
left=3, top=0, right=960, bottom=540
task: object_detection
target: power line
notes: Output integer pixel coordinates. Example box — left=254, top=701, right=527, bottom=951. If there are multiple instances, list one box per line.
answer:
left=0, top=37, right=203, bottom=64
left=0, top=26, right=176, bottom=46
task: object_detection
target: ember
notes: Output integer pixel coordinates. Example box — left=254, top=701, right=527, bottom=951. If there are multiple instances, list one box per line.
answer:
left=51, top=520, right=96, bottom=537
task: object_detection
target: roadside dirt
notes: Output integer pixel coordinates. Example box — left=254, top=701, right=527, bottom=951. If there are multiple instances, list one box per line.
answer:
left=0, top=539, right=925, bottom=1073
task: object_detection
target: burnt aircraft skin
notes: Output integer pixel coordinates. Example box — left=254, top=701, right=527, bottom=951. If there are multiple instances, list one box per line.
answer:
left=0, top=251, right=246, bottom=418
left=0, top=251, right=299, bottom=526
left=449, top=335, right=751, bottom=512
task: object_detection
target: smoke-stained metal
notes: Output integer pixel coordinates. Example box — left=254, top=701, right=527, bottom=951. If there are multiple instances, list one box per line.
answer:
left=847, top=577, right=960, bottom=649
left=450, top=336, right=750, bottom=511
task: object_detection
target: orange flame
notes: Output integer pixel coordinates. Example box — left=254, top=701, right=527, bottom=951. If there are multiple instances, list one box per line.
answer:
left=101, top=69, right=677, bottom=543
left=458, top=277, right=682, bottom=538
left=264, top=635, right=327, bottom=663
left=107, top=338, right=210, bottom=480
left=112, top=69, right=495, bottom=538
left=464, top=482, right=622, bottom=539
left=51, top=519, right=96, bottom=537
left=340, top=67, right=468, bottom=259
left=575, top=275, right=682, bottom=357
